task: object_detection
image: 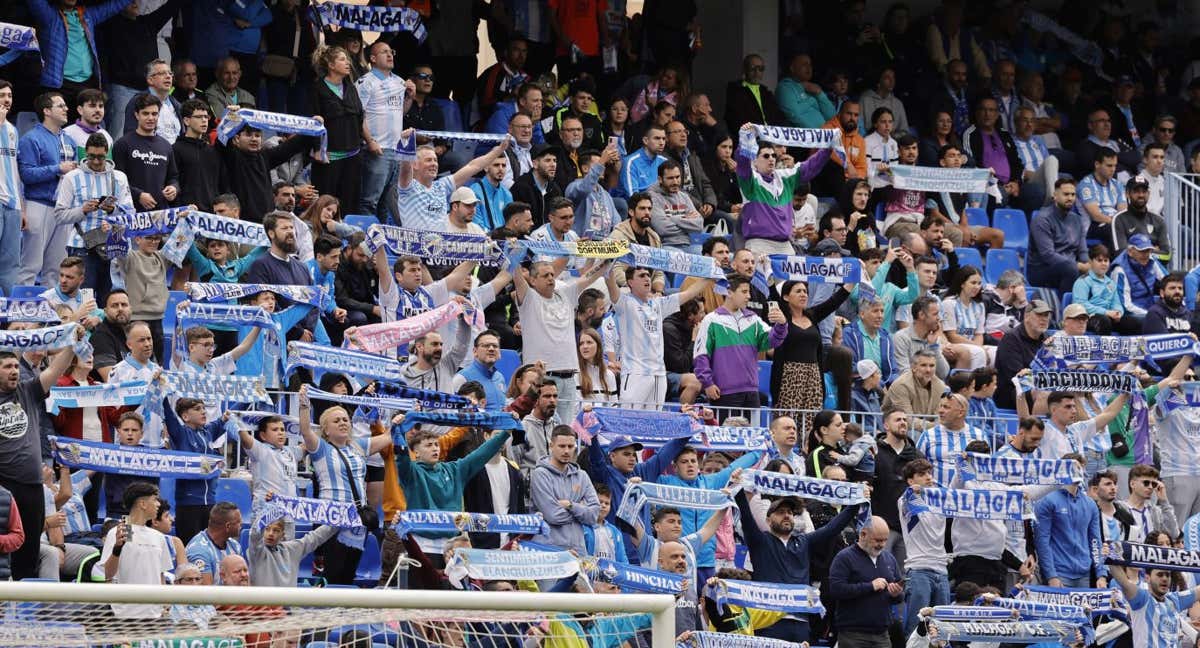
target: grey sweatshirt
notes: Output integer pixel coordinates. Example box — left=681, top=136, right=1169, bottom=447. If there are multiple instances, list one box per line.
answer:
left=529, top=456, right=600, bottom=554
left=648, top=182, right=704, bottom=247
left=247, top=524, right=338, bottom=587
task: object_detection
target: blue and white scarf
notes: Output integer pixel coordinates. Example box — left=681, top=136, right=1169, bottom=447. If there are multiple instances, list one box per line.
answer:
left=153, top=371, right=271, bottom=405
left=0, top=323, right=79, bottom=352
left=364, top=224, right=505, bottom=266
left=579, top=556, right=685, bottom=595
left=285, top=341, right=407, bottom=384
left=928, top=619, right=1079, bottom=644
left=229, top=410, right=302, bottom=443
left=307, top=386, right=415, bottom=414
left=46, top=380, right=148, bottom=415
left=903, top=487, right=1029, bottom=521
left=705, top=579, right=824, bottom=615
left=1022, top=11, right=1103, bottom=68
left=957, top=452, right=1083, bottom=485
left=753, top=125, right=842, bottom=150
left=1038, top=333, right=1196, bottom=366
left=416, top=130, right=508, bottom=144
left=929, top=605, right=1018, bottom=621
left=692, top=425, right=772, bottom=451
left=519, top=239, right=630, bottom=259
left=582, top=407, right=696, bottom=443
left=767, top=255, right=862, bottom=284
left=678, top=632, right=797, bottom=648
left=1015, top=585, right=1130, bottom=621
left=445, top=548, right=579, bottom=588
left=216, top=108, right=328, bottom=161
left=374, top=382, right=472, bottom=411
left=186, top=282, right=331, bottom=312
left=738, top=470, right=869, bottom=506
left=0, top=22, right=39, bottom=67
left=105, top=206, right=187, bottom=238
left=172, top=302, right=283, bottom=385
left=393, top=511, right=548, bottom=538
left=615, top=482, right=732, bottom=528
left=253, top=494, right=362, bottom=531
left=0, top=298, right=60, bottom=323
left=978, top=597, right=1088, bottom=624
left=1018, top=368, right=1150, bottom=463
left=392, top=411, right=523, bottom=437
left=310, top=1, right=426, bottom=42
left=1102, top=540, right=1200, bottom=573
left=50, top=435, right=224, bottom=479
left=162, top=211, right=269, bottom=265
left=621, top=243, right=726, bottom=280
left=886, top=165, right=992, bottom=193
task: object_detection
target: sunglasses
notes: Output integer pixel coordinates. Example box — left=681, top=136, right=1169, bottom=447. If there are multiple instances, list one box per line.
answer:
left=1141, top=479, right=1159, bottom=488
left=415, top=72, right=434, bottom=81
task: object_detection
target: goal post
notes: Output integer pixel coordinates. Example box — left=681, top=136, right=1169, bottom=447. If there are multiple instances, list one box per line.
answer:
left=0, top=581, right=676, bottom=648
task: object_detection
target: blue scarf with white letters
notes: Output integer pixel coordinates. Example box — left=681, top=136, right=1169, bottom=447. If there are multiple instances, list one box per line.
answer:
left=254, top=495, right=362, bottom=531
left=393, top=511, right=548, bottom=538
left=957, top=452, right=1083, bottom=485
left=903, top=487, right=1029, bottom=521
left=50, top=435, right=224, bottom=479
left=0, top=298, right=60, bottom=324
left=705, top=579, right=825, bottom=615
left=285, top=341, right=407, bottom=384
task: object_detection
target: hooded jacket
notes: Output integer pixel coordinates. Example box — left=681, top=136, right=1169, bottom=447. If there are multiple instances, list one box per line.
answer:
left=247, top=524, right=337, bottom=587
left=173, top=135, right=223, bottom=211
left=53, top=158, right=134, bottom=234
left=529, top=456, right=600, bottom=554
left=393, top=428, right=512, bottom=539
left=216, top=133, right=318, bottom=222
left=648, top=181, right=704, bottom=247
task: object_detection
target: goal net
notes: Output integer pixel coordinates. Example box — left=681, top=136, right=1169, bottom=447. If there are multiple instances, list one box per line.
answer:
left=0, top=581, right=675, bottom=648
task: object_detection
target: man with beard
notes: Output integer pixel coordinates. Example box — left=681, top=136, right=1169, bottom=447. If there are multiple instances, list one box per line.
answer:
left=611, top=192, right=665, bottom=292
left=92, top=290, right=133, bottom=380
left=402, top=325, right=470, bottom=396
left=1142, top=272, right=1199, bottom=374
left=452, top=331, right=506, bottom=412
left=272, top=182, right=297, bottom=215
left=994, top=301, right=1052, bottom=410
left=828, top=516, right=903, bottom=647
left=552, top=116, right=586, bottom=191
left=658, top=540, right=704, bottom=636
left=334, top=232, right=380, bottom=327
left=1112, top=176, right=1169, bottom=254
left=733, top=469, right=867, bottom=644
left=245, top=212, right=319, bottom=342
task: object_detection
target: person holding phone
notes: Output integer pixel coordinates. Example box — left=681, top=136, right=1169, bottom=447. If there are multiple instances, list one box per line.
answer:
left=55, top=132, right=133, bottom=296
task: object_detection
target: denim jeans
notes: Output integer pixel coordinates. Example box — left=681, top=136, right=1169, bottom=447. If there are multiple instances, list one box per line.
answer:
left=359, top=149, right=400, bottom=223
left=0, top=204, right=20, bottom=295
left=903, top=568, right=951, bottom=635
left=106, top=83, right=141, bottom=136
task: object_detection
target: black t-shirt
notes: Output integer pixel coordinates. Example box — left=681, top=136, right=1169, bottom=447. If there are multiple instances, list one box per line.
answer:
left=0, top=379, right=48, bottom=485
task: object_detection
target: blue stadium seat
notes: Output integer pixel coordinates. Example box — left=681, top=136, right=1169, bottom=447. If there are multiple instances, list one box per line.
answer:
left=302, top=642, right=335, bottom=648
left=984, top=248, right=1021, bottom=285
left=874, top=202, right=885, bottom=227
left=758, top=360, right=772, bottom=407
left=8, top=285, right=41, bottom=299
left=1061, top=292, right=1073, bottom=309
left=671, top=272, right=686, bottom=290
left=430, top=98, right=464, bottom=132
left=215, top=478, right=252, bottom=514
left=992, top=208, right=1029, bottom=252
left=344, top=214, right=378, bottom=231
left=964, top=207, right=989, bottom=232
left=355, top=534, right=381, bottom=586
left=158, top=477, right=176, bottom=513
left=495, top=348, right=520, bottom=384
left=953, top=247, right=983, bottom=271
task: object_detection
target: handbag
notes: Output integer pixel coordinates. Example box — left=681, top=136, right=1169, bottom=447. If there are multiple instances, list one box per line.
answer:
left=261, top=13, right=301, bottom=81
left=332, top=443, right=380, bottom=532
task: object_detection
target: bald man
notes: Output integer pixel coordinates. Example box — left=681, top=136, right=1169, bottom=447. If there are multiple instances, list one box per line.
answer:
left=658, top=540, right=703, bottom=636
left=769, top=416, right=804, bottom=475
left=827, top=517, right=903, bottom=648
left=218, top=555, right=249, bottom=587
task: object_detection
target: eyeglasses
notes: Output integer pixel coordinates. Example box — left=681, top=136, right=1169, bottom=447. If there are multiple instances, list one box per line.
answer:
left=1141, top=479, right=1158, bottom=488
left=150, top=70, right=173, bottom=77
left=748, top=65, right=765, bottom=72
left=1159, top=127, right=1175, bottom=133
left=85, top=153, right=107, bottom=161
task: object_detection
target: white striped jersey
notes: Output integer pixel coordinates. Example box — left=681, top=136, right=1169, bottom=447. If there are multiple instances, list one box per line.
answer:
left=246, top=441, right=302, bottom=503
left=1154, top=393, right=1200, bottom=479
left=61, top=472, right=93, bottom=536
left=396, top=175, right=455, bottom=232
left=380, top=277, right=449, bottom=323
left=356, top=69, right=407, bottom=150
left=53, top=163, right=133, bottom=241
left=916, top=423, right=988, bottom=487
left=612, top=292, right=680, bottom=377
left=184, top=530, right=243, bottom=584
left=1040, top=418, right=1098, bottom=460
left=0, top=121, right=20, bottom=210
left=1075, top=173, right=1125, bottom=219
left=308, top=437, right=370, bottom=505
left=1129, top=588, right=1194, bottom=648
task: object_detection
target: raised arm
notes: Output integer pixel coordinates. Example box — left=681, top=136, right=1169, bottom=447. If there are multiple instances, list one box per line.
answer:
left=451, top=137, right=511, bottom=188
left=297, top=386, right=320, bottom=454
left=1092, top=391, right=1130, bottom=431
left=227, top=326, right=262, bottom=361
left=676, top=278, right=713, bottom=305
left=695, top=505, right=728, bottom=545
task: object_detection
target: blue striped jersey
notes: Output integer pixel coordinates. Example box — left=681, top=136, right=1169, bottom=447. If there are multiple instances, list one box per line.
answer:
left=1129, top=587, right=1194, bottom=648
left=916, top=424, right=989, bottom=487
left=0, top=122, right=19, bottom=209
left=612, top=292, right=680, bottom=376
left=184, top=530, right=243, bottom=584
left=1075, top=173, right=1125, bottom=219
left=309, top=437, right=369, bottom=505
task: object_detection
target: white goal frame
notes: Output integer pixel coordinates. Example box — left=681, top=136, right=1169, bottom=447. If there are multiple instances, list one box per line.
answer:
left=0, top=581, right=677, bottom=648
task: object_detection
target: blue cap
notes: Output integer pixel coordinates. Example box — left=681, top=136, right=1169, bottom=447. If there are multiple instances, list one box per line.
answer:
left=1128, top=233, right=1156, bottom=250
left=607, top=435, right=643, bottom=452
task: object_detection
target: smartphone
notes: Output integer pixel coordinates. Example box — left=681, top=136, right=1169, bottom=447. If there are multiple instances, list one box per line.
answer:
left=122, top=515, right=132, bottom=539
left=888, top=236, right=902, bottom=249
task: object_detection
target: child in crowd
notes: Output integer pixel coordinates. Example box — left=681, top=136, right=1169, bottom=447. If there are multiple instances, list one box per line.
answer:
left=234, top=414, right=302, bottom=534
left=186, top=236, right=266, bottom=283
left=835, top=421, right=877, bottom=483
left=583, top=483, right=628, bottom=565
left=969, top=367, right=999, bottom=441
left=115, top=233, right=170, bottom=363
left=247, top=506, right=338, bottom=587
left=1072, top=243, right=1136, bottom=334
left=850, top=360, right=884, bottom=434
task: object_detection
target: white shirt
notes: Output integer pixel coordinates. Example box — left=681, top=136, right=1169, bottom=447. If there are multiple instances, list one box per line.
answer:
left=612, top=292, right=680, bottom=376
left=517, top=281, right=580, bottom=373
left=484, top=458, right=513, bottom=545
left=96, top=524, right=173, bottom=618
left=356, top=68, right=408, bottom=149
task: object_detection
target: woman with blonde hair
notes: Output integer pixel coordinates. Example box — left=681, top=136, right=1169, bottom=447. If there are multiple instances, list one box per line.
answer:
left=577, top=329, right=616, bottom=405
left=298, top=385, right=390, bottom=585
left=310, top=45, right=365, bottom=215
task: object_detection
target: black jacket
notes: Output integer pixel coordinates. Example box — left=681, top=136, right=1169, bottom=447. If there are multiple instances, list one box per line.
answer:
left=510, top=171, right=564, bottom=229
left=871, top=434, right=918, bottom=530
left=723, top=81, right=787, bottom=136
left=334, top=262, right=379, bottom=320
left=962, top=125, right=1024, bottom=184
left=552, top=106, right=606, bottom=151
left=311, top=78, right=364, bottom=153
left=172, top=135, right=222, bottom=211
left=462, top=456, right=527, bottom=549
left=97, top=0, right=181, bottom=88
left=217, top=134, right=318, bottom=222
left=662, top=310, right=694, bottom=374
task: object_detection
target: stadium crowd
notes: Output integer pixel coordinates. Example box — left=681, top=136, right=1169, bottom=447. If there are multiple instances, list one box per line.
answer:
left=7, top=0, right=1200, bottom=647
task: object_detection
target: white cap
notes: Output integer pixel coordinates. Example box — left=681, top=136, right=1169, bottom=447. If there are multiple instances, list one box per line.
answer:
left=450, top=186, right=479, bottom=205
left=856, top=359, right=880, bottom=378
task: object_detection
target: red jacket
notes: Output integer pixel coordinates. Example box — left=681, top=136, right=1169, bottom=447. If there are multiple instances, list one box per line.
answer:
left=51, top=375, right=126, bottom=444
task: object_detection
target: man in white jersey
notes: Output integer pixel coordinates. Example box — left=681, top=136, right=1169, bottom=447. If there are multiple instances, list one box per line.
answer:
left=396, top=135, right=511, bottom=232
left=514, top=259, right=613, bottom=423
left=357, top=40, right=415, bottom=222
left=915, top=393, right=988, bottom=487
left=994, top=416, right=1050, bottom=589
left=1110, top=559, right=1200, bottom=648
left=108, top=322, right=160, bottom=384
left=603, top=265, right=710, bottom=409
left=0, top=81, right=20, bottom=297
left=1034, top=390, right=1129, bottom=460
left=371, top=250, right=472, bottom=323
left=1154, top=379, right=1200, bottom=521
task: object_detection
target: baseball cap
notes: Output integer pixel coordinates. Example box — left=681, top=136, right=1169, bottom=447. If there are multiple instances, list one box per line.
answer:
left=813, top=237, right=851, bottom=256
left=531, top=143, right=562, bottom=160
left=1063, top=303, right=1088, bottom=319
left=450, top=186, right=479, bottom=205
left=1029, top=299, right=1053, bottom=315
left=1126, top=176, right=1149, bottom=192
left=767, top=496, right=802, bottom=515
left=1128, top=233, right=1156, bottom=250
left=607, top=435, right=643, bottom=452
left=856, top=359, right=880, bottom=379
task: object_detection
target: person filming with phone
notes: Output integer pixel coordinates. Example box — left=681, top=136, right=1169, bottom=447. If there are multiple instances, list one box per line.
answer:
left=54, top=131, right=134, bottom=295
